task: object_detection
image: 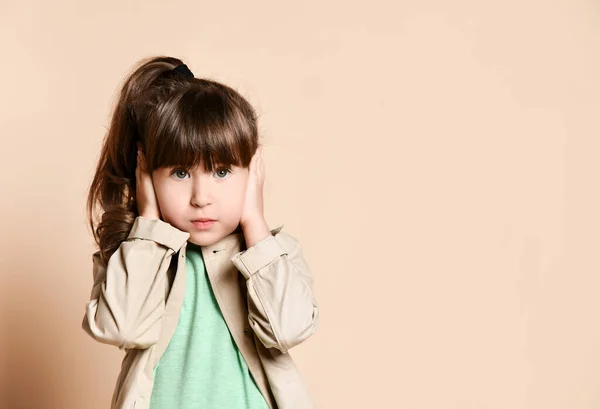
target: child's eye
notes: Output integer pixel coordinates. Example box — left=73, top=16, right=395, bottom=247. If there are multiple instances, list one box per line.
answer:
left=214, top=168, right=232, bottom=179
left=172, top=169, right=190, bottom=180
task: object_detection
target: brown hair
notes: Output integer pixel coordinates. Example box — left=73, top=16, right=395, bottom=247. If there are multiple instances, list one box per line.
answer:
left=87, top=56, right=259, bottom=264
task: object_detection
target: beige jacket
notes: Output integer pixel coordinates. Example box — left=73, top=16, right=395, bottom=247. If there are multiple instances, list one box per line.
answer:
left=82, top=217, right=319, bottom=409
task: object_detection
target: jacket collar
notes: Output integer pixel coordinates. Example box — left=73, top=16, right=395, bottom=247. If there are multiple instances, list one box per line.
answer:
left=150, top=225, right=283, bottom=369
left=190, top=224, right=283, bottom=257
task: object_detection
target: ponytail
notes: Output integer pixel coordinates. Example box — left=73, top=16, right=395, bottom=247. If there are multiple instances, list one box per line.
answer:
left=87, top=56, right=186, bottom=264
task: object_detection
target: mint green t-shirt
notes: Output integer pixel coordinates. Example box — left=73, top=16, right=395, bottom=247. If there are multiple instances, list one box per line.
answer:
left=149, top=243, right=270, bottom=409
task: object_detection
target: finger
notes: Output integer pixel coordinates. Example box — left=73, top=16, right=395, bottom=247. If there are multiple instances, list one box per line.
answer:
left=137, top=154, right=144, bottom=174
left=253, top=144, right=262, bottom=161
left=257, top=147, right=265, bottom=177
left=257, top=157, right=264, bottom=179
left=136, top=151, right=141, bottom=177
left=138, top=150, right=148, bottom=173
left=255, top=145, right=262, bottom=160
left=249, top=150, right=259, bottom=174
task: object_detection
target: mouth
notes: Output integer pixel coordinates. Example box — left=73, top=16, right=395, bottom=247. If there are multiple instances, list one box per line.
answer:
left=191, top=219, right=217, bottom=229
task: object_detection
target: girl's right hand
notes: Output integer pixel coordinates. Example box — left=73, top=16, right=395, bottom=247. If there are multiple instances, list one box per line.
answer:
left=136, top=145, right=161, bottom=220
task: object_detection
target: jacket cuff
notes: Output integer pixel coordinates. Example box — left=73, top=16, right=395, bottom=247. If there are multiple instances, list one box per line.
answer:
left=127, top=217, right=190, bottom=251
left=231, top=234, right=287, bottom=279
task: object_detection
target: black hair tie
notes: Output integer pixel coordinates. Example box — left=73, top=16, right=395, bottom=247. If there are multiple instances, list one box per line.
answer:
left=172, top=64, right=194, bottom=78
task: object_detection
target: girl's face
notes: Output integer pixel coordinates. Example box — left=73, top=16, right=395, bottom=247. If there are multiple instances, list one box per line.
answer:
left=151, top=164, right=249, bottom=246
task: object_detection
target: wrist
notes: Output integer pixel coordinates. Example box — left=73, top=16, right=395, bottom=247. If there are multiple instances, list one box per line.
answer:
left=139, top=211, right=161, bottom=220
left=241, top=217, right=271, bottom=247
left=240, top=214, right=267, bottom=229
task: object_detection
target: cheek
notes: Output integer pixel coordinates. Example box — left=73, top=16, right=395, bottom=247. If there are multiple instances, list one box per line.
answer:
left=152, top=178, right=185, bottom=219
left=219, top=182, right=246, bottom=215
left=231, top=180, right=247, bottom=207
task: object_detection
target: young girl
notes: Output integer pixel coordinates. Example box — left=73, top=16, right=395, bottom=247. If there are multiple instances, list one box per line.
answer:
left=82, top=56, right=318, bottom=409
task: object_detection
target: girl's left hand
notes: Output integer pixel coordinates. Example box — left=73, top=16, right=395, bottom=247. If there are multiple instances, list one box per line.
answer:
left=240, top=145, right=266, bottom=228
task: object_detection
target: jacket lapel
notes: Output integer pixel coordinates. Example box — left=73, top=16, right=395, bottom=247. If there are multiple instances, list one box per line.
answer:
left=151, top=243, right=189, bottom=369
left=202, top=238, right=276, bottom=409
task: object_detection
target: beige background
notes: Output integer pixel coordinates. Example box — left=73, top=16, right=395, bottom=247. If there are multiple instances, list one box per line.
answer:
left=1, top=0, right=600, bottom=408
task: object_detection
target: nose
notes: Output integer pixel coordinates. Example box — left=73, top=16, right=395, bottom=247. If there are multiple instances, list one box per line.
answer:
left=190, top=174, right=213, bottom=208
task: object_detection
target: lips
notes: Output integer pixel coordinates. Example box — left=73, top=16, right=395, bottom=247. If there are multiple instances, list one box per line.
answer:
left=191, top=218, right=216, bottom=229
left=192, top=218, right=216, bottom=223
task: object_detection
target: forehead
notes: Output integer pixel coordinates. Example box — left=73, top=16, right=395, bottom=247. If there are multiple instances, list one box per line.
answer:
left=151, top=139, right=247, bottom=171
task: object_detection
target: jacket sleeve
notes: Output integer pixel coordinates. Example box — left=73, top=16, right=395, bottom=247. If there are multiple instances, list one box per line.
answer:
left=82, top=217, right=189, bottom=350
left=231, top=230, right=319, bottom=353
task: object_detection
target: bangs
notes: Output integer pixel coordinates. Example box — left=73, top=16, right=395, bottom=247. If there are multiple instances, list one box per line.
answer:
left=146, top=82, right=257, bottom=172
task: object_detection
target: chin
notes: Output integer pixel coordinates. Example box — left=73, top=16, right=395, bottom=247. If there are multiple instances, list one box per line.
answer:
left=188, top=233, right=221, bottom=247
left=188, top=225, right=240, bottom=247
